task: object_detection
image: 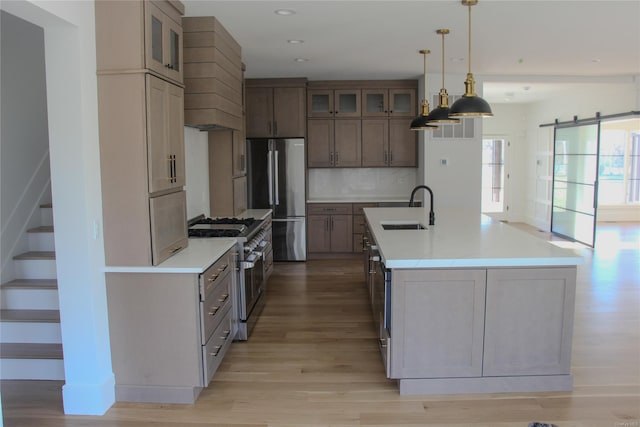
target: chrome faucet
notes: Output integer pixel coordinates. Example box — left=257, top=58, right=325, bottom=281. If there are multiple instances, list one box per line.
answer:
left=409, top=185, right=435, bottom=226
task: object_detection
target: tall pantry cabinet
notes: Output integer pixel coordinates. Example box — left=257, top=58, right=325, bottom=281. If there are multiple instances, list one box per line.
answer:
left=96, top=0, right=188, bottom=266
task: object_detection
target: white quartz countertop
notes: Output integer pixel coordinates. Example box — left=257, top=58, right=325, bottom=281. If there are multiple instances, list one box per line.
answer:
left=364, top=208, right=583, bottom=269
left=104, top=238, right=238, bottom=274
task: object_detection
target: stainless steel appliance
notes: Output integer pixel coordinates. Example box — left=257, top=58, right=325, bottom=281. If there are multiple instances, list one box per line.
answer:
left=370, top=249, right=391, bottom=376
left=246, top=138, right=306, bottom=261
left=188, top=215, right=271, bottom=340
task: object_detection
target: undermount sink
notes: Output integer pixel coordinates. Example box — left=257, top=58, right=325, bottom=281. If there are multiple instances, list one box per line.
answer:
left=381, top=222, right=426, bottom=230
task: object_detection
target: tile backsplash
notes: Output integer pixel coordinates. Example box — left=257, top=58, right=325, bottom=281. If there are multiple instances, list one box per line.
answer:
left=308, top=168, right=417, bottom=201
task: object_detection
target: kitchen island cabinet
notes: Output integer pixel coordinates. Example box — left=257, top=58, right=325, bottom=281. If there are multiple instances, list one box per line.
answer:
left=364, top=207, right=582, bottom=395
left=105, top=238, right=238, bottom=404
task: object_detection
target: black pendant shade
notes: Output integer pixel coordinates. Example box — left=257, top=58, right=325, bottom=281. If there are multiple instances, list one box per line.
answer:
left=449, top=92, right=493, bottom=117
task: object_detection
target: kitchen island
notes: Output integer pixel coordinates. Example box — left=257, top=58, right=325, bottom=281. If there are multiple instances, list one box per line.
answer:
left=363, top=207, right=582, bottom=395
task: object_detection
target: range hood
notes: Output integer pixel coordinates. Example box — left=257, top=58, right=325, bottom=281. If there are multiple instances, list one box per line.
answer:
left=182, top=16, right=243, bottom=131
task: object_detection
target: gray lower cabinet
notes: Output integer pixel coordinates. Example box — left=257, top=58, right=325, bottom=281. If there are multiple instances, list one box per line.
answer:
left=483, top=268, right=576, bottom=376
left=389, top=269, right=486, bottom=379
left=106, top=248, right=236, bottom=403
left=386, top=266, right=577, bottom=395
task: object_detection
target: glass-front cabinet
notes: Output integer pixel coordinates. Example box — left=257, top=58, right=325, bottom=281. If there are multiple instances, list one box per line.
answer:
left=362, top=89, right=415, bottom=117
left=145, top=1, right=183, bottom=83
left=308, top=89, right=361, bottom=117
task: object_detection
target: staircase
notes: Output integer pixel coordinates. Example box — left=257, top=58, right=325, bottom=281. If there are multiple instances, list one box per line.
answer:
left=0, top=203, right=64, bottom=380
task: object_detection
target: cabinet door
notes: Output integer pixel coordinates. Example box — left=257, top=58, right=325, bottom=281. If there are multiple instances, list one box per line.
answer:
left=307, top=119, right=334, bottom=167
left=362, top=89, right=388, bottom=117
left=145, top=2, right=182, bottom=84
left=334, top=119, right=361, bottom=167
left=334, top=89, right=361, bottom=117
left=483, top=268, right=576, bottom=377
left=329, top=214, right=353, bottom=252
left=388, top=119, right=416, bottom=167
left=273, top=87, right=306, bottom=137
left=147, top=76, right=172, bottom=193
left=163, top=13, right=183, bottom=83
left=389, top=89, right=416, bottom=117
left=307, top=215, right=331, bottom=252
left=361, top=119, right=388, bottom=167
left=245, top=87, right=274, bottom=137
left=149, top=190, right=188, bottom=265
left=232, top=128, right=246, bottom=177
left=389, top=269, right=486, bottom=379
left=167, top=82, right=185, bottom=186
left=307, top=89, right=334, bottom=118
left=147, top=75, right=184, bottom=193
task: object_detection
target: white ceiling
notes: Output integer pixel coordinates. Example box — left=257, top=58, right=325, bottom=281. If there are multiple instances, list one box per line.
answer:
left=183, top=0, right=640, bottom=104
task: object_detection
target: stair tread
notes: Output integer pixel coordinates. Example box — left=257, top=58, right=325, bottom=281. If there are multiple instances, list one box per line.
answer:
left=13, top=251, right=55, bottom=260
left=0, top=343, right=63, bottom=359
left=0, top=279, right=57, bottom=289
left=0, top=309, right=60, bottom=323
left=40, top=203, right=52, bottom=209
left=27, top=225, right=54, bottom=233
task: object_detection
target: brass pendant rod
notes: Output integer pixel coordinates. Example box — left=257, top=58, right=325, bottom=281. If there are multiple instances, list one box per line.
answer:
left=467, top=2, right=472, bottom=75
left=441, top=31, right=446, bottom=88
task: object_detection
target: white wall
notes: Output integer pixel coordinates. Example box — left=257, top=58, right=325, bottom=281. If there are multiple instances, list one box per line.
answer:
left=0, top=11, right=52, bottom=283
left=0, top=0, right=114, bottom=415
left=184, top=127, right=210, bottom=219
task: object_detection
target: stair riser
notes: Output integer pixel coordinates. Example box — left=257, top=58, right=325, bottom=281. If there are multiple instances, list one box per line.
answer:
left=0, top=358, right=65, bottom=380
left=27, top=232, right=55, bottom=252
left=0, top=322, right=62, bottom=344
left=40, top=208, right=54, bottom=227
left=1, top=289, right=59, bottom=310
left=13, top=259, right=57, bottom=280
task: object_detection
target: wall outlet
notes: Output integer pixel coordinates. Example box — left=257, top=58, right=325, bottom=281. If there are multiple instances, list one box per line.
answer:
left=440, top=158, right=448, bottom=166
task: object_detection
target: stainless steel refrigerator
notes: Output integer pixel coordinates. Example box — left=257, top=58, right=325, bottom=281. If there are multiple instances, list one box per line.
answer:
left=246, top=138, right=306, bottom=261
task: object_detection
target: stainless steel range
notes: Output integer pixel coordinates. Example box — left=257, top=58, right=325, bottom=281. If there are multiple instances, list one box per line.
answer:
left=188, top=215, right=273, bottom=340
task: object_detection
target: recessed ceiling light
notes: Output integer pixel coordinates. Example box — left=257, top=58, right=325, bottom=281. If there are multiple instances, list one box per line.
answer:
left=275, top=9, right=296, bottom=16
left=294, top=58, right=308, bottom=63
left=591, top=58, right=601, bottom=63
left=450, top=57, right=465, bottom=63
left=287, top=39, right=304, bottom=44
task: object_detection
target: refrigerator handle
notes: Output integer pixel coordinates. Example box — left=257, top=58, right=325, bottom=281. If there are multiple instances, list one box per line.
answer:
left=274, top=150, right=280, bottom=206
left=267, top=150, right=273, bottom=205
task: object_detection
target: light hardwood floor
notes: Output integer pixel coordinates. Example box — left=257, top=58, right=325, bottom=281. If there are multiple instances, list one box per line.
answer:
left=2, top=223, right=639, bottom=426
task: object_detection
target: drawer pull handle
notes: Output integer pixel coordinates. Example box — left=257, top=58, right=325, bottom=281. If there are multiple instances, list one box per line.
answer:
left=218, top=294, right=229, bottom=303
left=208, top=306, right=220, bottom=316
left=379, top=339, right=387, bottom=349
left=210, top=345, right=222, bottom=357
left=208, top=274, right=218, bottom=282
left=221, top=330, right=231, bottom=341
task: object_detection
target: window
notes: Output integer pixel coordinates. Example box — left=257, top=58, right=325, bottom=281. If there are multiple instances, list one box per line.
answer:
left=481, top=138, right=505, bottom=213
left=599, top=118, right=640, bottom=205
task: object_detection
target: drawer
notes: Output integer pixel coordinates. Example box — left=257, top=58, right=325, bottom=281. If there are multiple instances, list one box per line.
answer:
left=200, top=269, right=232, bottom=343
left=200, top=249, right=233, bottom=297
left=353, top=214, right=368, bottom=234
left=307, top=203, right=352, bottom=215
left=202, top=306, right=233, bottom=386
left=353, top=233, right=364, bottom=253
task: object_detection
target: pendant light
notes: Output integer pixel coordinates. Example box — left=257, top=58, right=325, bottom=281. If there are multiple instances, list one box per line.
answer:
left=449, top=0, right=493, bottom=117
left=410, top=49, right=439, bottom=131
left=427, top=29, right=461, bottom=124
